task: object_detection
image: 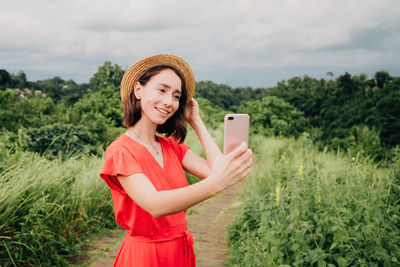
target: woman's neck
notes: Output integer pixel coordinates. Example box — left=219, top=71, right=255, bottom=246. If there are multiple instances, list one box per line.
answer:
left=128, top=118, right=158, bottom=145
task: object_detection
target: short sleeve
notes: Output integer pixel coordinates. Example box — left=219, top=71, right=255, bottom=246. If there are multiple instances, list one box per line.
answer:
left=100, top=146, right=143, bottom=192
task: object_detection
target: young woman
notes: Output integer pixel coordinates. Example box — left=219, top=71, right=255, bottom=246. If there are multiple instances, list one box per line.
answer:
left=100, top=54, right=252, bottom=266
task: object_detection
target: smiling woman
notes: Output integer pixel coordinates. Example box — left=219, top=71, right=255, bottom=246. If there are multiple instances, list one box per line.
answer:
left=123, top=65, right=187, bottom=143
left=99, top=54, right=253, bottom=266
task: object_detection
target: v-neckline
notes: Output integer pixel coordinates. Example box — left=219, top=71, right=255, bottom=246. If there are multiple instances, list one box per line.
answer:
left=123, top=134, right=166, bottom=170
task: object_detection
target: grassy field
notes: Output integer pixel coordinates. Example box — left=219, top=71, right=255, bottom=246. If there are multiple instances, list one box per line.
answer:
left=0, top=151, right=116, bottom=266
left=227, top=135, right=400, bottom=266
left=1, top=129, right=399, bottom=266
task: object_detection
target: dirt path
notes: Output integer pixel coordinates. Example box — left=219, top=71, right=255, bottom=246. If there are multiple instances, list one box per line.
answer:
left=187, top=181, right=243, bottom=266
left=68, top=181, right=243, bottom=267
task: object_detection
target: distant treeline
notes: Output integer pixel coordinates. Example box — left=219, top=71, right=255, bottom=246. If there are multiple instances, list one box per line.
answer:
left=195, top=71, right=400, bottom=160
left=1, top=63, right=399, bottom=161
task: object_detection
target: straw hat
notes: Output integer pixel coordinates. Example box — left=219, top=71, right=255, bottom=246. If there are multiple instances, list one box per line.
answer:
left=120, top=54, right=195, bottom=105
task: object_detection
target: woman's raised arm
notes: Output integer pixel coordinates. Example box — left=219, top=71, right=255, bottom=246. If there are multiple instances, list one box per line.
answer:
left=182, top=98, right=223, bottom=177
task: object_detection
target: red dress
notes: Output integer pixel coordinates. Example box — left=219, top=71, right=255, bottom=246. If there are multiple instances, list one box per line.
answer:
left=100, top=134, right=196, bottom=267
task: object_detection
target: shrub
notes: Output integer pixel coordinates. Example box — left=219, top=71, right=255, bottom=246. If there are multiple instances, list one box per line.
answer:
left=18, top=123, right=100, bottom=160
left=328, top=125, right=386, bottom=161
left=228, top=136, right=400, bottom=266
left=239, top=96, right=309, bottom=138
left=0, top=90, right=57, bottom=132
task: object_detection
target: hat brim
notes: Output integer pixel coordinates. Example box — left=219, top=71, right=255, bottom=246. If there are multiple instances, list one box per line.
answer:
left=120, top=54, right=195, bottom=105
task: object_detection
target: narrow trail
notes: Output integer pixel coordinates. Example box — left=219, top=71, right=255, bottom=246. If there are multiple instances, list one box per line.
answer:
left=68, top=181, right=244, bottom=267
left=187, top=181, right=243, bottom=266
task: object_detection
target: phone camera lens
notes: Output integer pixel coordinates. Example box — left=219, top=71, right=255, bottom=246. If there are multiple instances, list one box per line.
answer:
left=228, top=117, right=234, bottom=120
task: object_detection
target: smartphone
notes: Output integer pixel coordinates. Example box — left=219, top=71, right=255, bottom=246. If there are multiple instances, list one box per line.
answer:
left=223, top=114, right=249, bottom=155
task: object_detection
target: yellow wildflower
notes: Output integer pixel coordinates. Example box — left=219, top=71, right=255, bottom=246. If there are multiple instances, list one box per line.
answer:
left=276, top=183, right=280, bottom=206
left=352, top=157, right=356, bottom=161
left=299, top=162, right=304, bottom=180
left=316, top=193, right=321, bottom=208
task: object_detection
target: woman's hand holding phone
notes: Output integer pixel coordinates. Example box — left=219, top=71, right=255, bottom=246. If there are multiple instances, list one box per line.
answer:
left=208, top=142, right=252, bottom=192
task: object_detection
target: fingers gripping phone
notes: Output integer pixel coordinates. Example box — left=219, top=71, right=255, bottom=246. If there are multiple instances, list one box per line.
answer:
left=223, top=114, right=250, bottom=155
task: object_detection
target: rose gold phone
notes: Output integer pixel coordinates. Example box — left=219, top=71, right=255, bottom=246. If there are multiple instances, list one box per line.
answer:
left=223, top=114, right=249, bottom=155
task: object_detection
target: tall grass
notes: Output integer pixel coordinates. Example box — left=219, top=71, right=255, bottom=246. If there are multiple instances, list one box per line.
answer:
left=228, top=134, right=400, bottom=266
left=0, top=151, right=115, bottom=266
left=0, top=124, right=223, bottom=266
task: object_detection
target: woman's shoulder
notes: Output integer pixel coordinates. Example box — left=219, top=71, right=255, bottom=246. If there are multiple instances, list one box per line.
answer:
left=158, top=135, right=182, bottom=147
left=105, top=134, right=134, bottom=155
left=158, top=135, right=190, bottom=160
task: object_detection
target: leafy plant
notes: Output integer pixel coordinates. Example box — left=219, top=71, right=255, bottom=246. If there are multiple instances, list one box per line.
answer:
left=19, top=123, right=100, bottom=160
left=239, top=96, right=309, bottom=138
left=228, top=135, right=400, bottom=266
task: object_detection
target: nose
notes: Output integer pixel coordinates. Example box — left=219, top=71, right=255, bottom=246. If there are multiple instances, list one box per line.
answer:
left=161, top=93, right=173, bottom=106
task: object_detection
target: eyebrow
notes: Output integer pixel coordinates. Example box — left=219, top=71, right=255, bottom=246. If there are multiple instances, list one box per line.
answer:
left=158, top=83, right=181, bottom=94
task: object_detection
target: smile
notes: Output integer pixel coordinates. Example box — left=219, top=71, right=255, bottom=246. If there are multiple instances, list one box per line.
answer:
left=155, top=107, right=170, bottom=116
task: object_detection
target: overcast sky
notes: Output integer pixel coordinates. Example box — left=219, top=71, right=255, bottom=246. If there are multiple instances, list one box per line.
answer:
left=1, top=0, right=399, bottom=88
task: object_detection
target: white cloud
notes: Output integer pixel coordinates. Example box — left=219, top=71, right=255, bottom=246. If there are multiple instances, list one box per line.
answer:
left=1, top=0, right=399, bottom=86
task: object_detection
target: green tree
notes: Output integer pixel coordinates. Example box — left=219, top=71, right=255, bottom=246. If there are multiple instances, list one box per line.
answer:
left=195, top=81, right=269, bottom=111
left=375, top=70, right=392, bottom=89
left=90, top=61, right=124, bottom=90
left=372, top=77, right=400, bottom=146
left=70, top=86, right=124, bottom=148
left=266, top=71, right=400, bottom=159
left=239, top=96, right=308, bottom=137
left=0, top=89, right=57, bottom=132
left=195, top=81, right=239, bottom=110
left=0, top=69, right=11, bottom=89
left=33, top=76, right=66, bottom=102
left=11, top=71, right=27, bottom=88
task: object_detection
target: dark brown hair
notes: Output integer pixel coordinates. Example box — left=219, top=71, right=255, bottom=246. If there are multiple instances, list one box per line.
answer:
left=123, top=65, right=188, bottom=143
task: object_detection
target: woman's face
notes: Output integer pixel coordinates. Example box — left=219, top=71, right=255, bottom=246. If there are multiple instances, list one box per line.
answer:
left=135, top=68, right=182, bottom=125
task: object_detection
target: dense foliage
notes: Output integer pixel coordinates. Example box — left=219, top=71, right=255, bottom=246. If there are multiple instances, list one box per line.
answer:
left=228, top=136, right=400, bottom=266
left=238, top=96, right=309, bottom=138
left=264, top=72, right=400, bottom=159
left=1, top=63, right=126, bottom=160
left=194, top=81, right=267, bottom=110
left=194, top=72, right=400, bottom=160
left=0, top=63, right=399, bottom=266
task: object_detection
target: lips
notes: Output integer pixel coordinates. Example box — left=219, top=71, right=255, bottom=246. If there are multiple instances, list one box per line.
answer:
left=155, top=106, right=170, bottom=116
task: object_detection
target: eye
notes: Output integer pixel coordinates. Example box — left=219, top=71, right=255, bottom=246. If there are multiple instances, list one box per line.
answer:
left=174, top=94, right=181, bottom=100
left=158, top=88, right=166, bottom=93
